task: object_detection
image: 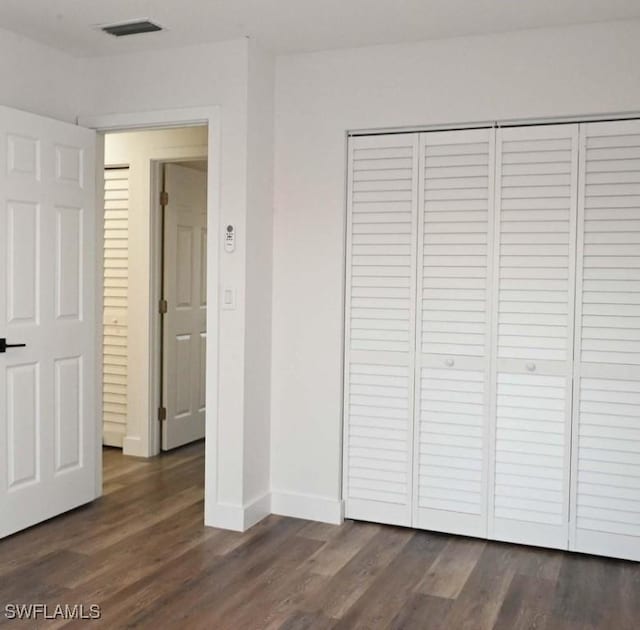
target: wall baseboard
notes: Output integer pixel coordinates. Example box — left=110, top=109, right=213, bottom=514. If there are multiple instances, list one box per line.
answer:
left=271, top=490, right=344, bottom=525
left=122, top=435, right=146, bottom=458
left=206, top=492, right=271, bottom=532
left=206, top=502, right=244, bottom=531
left=244, top=492, right=272, bottom=530
left=102, top=429, right=124, bottom=448
left=206, top=492, right=344, bottom=531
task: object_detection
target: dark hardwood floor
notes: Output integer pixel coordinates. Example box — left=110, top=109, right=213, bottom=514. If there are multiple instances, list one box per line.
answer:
left=1, top=442, right=638, bottom=629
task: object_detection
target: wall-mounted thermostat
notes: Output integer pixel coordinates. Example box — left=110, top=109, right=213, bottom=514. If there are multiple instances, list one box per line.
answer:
left=224, top=224, right=235, bottom=252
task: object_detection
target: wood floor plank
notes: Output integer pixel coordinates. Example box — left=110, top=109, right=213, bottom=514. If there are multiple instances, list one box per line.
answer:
left=256, top=522, right=383, bottom=629
left=298, top=521, right=343, bottom=542
left=186, top=534, right=325, bottom=629
left=331, top=530, right=449, bottom=629
left=262, top=573, right=330, bottom=630
left=1, top=443, right=638, bottom=630
left=615, top=562, right=640, bottom=629
left=0, top=550, right=80, bottom=604
left=75, top=484, right=203, bottom=554
left=299, top=525, right=414, bottom=619
left=509, top=543, right=564, bottom=583
left=492, top=573, right=556, bottom=630
left=416, top=536, right=486, bottom=599
left=125, top=517, right=309, bottom=628
left=388, top=592, right=453, bottom=630
left=59, top=501, right=212, bottom=595
left=277, top=611, right=335, bottom=630
left=551, top=553, right=623, bottom=628
left=437, top=543, right=517, bottom=630
left=0, top=456, right=206, bottom=577
left=306, top=520, right=380, bottom=577
left=62, top=518, right=287, bottom=629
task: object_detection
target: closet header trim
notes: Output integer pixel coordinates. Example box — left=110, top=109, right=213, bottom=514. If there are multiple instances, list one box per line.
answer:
left=348, top=111, right=640, bottom=138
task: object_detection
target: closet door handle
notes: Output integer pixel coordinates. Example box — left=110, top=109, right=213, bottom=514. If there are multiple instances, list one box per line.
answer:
left=445, top=358, right=455, bottom=367
left=526, top=362, right=536, bottom=372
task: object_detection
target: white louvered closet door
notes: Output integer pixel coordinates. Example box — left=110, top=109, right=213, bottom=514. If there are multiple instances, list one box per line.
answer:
left=343, top=133, right=419, bottom=526
left=490, top=124, right=579, bottom=549
left=103, top=167, right=129, bottom=448
left=413, top=129, right=495, bottom=537
left=570, top=120, right=640, bottom=561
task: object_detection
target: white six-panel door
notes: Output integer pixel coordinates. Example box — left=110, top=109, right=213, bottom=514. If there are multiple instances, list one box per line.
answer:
left=571, top=119, right=640, bottom=561
left=162, top=163, right=207, bottom=451
left=343, top=133, right=419, bottom=526
left=0, top=105, right=97, bottom=538
left=413, top=129, right=494, bottom=537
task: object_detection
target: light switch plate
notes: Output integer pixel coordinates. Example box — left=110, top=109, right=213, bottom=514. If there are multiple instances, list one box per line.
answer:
left=222, top=288, right=236, bottom=310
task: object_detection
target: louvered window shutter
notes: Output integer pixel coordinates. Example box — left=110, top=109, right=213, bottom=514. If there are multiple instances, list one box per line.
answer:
left=413, top=129, right=495, bottom=537
left=342, top=133, right=419, bottom=526
left=489, top=124, right=579, bottom=549
left=570, top=120, right=640, bottom=561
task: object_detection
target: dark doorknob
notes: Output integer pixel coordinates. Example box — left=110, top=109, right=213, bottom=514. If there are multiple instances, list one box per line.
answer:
left=0, top=338, right=26, bottom=353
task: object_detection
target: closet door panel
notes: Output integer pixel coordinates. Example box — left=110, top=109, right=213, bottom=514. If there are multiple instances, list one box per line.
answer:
left=414, top=129, right=494, bottom=537
left=571, top=120, right=640, bottom=561
left=490, top=124, right=578, bottom=549
left=343, top=133, right=419, bottom=527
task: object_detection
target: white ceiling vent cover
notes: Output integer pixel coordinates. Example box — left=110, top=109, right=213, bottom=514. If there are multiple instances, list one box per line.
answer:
left=100, top=19, right=163, bottom=37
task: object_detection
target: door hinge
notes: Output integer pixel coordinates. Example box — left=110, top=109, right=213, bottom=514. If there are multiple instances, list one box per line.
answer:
left=158, top=406, right=167, bottom=422
left=160, top=191, right=169, bottom=206
left=159, top=299, right=168, bottom=314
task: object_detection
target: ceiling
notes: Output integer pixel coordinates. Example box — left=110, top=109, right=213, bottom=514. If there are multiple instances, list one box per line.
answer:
left=0, top=0, right=639, bottom=57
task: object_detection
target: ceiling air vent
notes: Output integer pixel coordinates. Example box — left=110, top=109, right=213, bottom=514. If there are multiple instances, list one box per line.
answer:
left=101, top=19, right=163, bottom=37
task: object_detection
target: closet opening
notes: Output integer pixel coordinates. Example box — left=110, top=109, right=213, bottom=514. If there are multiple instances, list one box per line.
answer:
left=342, top=119, right=640, bottom=562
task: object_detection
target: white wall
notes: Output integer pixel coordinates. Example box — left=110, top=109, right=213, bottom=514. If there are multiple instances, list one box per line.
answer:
left=6, top=14, right=640, bottom=531
left=0, top=26, right=81, bottom=122
left=243, top=40, right=275, bottom=513
left=76, top=37, right=274, bottom=529
left=104, top=127, right=208, bottom=456
left=271, top=19, right=640, bottom=521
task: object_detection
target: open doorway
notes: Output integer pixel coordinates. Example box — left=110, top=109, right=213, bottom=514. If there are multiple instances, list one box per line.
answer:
left=102, top=127, right=208, bottom=457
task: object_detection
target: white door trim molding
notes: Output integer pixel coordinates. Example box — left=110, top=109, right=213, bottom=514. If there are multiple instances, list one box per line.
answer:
left=78, top=107, right=221, bottom=133
left=79, top=106, right=222, bottom=527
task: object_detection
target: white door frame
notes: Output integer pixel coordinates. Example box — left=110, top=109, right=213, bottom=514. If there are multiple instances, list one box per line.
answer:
left=79, top=107, right=221, bottom=505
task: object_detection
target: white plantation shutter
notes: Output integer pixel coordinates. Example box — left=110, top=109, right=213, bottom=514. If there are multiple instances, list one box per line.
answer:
left=571, top=120, right=640, bottom=561
left=490, top=124, right=578, bottom=549
left=343, top=133, right=419, bottom=526
left=414, top=129, right=494, bottom=537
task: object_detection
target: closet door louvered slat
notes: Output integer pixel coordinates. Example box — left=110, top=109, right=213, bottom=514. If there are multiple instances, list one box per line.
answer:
left=571, top=120, right=640, bottom=561
left=343, top=134, right=419, bottom=526
left=490, top=125, right=578, bottom=549
left=414, top=129, right=495, bottom=537
left=103, top=167, right=129, bottom=447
